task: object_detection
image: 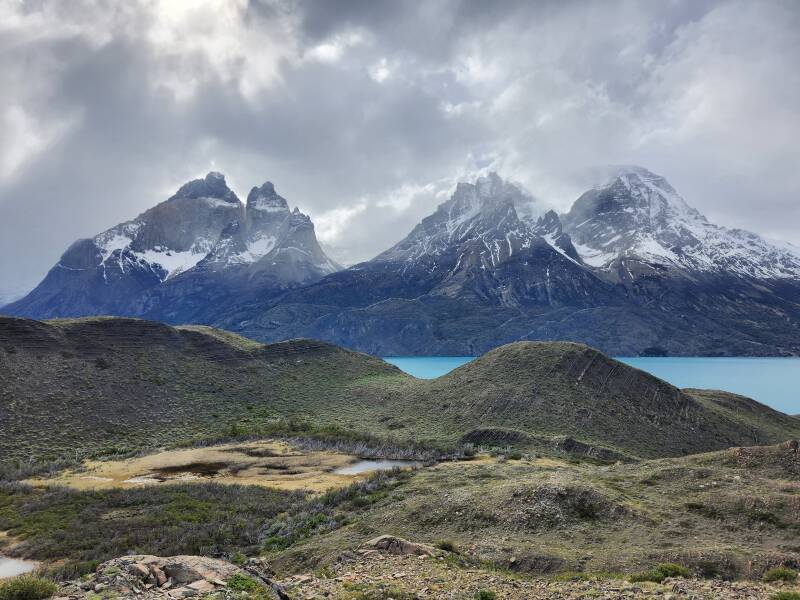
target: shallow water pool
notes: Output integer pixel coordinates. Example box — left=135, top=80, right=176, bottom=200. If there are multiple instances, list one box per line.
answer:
left=333, top=459, right=420, bottom=475
left=0, top=556, right=37, bottom=579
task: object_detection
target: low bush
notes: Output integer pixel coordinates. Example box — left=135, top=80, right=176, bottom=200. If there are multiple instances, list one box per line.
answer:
left=0, top=576, right=58, bottom=600
left=340, top=582, right=414, bottom=600
left=474, top=590, right=496, bottom=600
left=225, top=573, right=264, bottom=593
left=629, top=563, right=690, bottom=583
left=435, top=540, right=459, bottom=553
left=764, top=567, right=798, bottom=583
left=770, top=593, right=800, bottom=600
left=552, top=571, right=623, bottom=582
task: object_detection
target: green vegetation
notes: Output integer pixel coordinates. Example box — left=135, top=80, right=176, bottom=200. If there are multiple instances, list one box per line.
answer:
left=260, top=470, right=411, bottom=553
left=551, top=571, right=624, bottom=582
left=0, top=470, right=408, bottom=579
left=3, top=316, right=800, bottom=595
left=629, top=563, right=690, bottom=583
left=764, top=567, right=798, bottom=582
left=0, top=576, right=57, bottom=600
left=2, top=317, right=799, bottom=468
left=771, top=593, right=800, bottom=600
left=270, top=442, right=800, bottom=581
left=339, top=582, right=414, bottom=600
left=225, top=573, right=265, bottom=593
left=223, top=573, right=274, bottom=600
left=473, top=590, right=496, bottom=600
left=435, top=539, right=459, bottom=553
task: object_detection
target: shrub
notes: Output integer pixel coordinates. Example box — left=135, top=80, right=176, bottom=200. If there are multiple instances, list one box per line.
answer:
left=552, top=572, right=591, bottom=582
left=340, top=582, right=414, bottom=600
left=630, top=563, right=689, bottom=583
left=764, top=567, right=798, bottom=583
left=474, top=590, right=496, bottom=600
left=435, top=539, right=459, bottom=553
left=0, top=576, right=58, bottom=600
left=552, top=571, right=623, bottom=582
left=225, top=573, right=264, bottom=593
left=656, top=563, right=691, bottom=578
left=629, top=571, right=664, bottom=583
left=771, top=593, right=800, bottom=600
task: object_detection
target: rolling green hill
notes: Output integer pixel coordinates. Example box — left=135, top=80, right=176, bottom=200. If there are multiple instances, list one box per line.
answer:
left=1, top=316, right=798, bottom=465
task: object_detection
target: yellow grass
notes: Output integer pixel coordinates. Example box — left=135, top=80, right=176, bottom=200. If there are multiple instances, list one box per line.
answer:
left=25, top=440, right=372, bottom=493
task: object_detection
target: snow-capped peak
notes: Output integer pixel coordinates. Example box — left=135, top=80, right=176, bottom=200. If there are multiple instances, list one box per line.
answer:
left=376, top=173, right=545, bottom=269
left=170, top=171, right=240, bottom=204
left=247, top=181, right=290, bottom=213
left=563, top=166, right=800, bottom=279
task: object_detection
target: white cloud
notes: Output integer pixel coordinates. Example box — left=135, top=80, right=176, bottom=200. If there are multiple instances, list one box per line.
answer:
left=368, top=57, right=391, bottom=83
left=1, top=0, right=799, bottom=294
left=0, top=106, right=77, bottom=181
left=305, top=30, right=366, bottom=64
left=313, top=199, right=369, bottom=243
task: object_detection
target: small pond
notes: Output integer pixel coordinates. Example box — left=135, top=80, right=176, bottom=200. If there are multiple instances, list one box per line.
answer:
left=333, top=459, right=421, bottom=475
left=0, top=556, right=37, bottom=579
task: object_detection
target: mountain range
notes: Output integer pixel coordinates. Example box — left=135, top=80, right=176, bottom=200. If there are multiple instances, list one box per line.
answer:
left=4, top=167, right=800, bottom=356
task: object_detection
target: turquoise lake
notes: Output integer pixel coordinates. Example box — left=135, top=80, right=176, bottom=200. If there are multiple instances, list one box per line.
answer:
left=382, top=356, right=800, bottom=414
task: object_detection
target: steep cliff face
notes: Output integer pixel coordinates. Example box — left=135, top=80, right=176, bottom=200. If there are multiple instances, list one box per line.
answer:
left=3, top=173, right=339, bottom=321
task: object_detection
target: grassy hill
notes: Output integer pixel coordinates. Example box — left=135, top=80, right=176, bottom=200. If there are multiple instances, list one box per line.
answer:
left=1, top=316, right=799, bottom=465
left=271, top=441, right=800, bottom=581
left=390, top=342, right=800, bottom=458
left=3, top=441, right=799, bottom=584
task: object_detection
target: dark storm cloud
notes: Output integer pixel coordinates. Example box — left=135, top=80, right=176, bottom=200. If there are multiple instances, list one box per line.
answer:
left=0, top=0, right=799, bottom=298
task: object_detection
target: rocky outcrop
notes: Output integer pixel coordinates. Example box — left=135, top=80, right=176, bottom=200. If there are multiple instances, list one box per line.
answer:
left=3, top=173, right=339, bottom=322
left=60, top=555, right=289, bottom=599
left=362, top=535, right=438, bottom=557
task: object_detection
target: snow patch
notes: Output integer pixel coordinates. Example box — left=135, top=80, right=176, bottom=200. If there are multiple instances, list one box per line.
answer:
left=249, top=193, right=288, bottom=213
left=572, top=242, right=617, bottom=268
left=139, top=247, right=209, bottom=279
left=228, top=234, right=278, bottom=264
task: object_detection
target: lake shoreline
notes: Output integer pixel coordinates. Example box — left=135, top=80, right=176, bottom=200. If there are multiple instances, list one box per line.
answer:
left=383, top=355, right=800, bottom=413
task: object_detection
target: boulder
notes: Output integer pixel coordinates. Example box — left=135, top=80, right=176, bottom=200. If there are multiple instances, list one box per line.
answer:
left=781, top=439, right=799, bottom=454
left=78, top=554, right=290, bottom=599
left=363, top=535, right=438, bottom=557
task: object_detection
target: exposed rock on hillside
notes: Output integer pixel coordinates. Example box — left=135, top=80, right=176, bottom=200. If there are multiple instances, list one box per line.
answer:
left=3, top=173, right=339, bottom=322
left=58, top=555, right=288, bottom=600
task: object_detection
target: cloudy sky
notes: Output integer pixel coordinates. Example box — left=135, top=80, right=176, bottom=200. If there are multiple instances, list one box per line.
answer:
left=1, top=0, right=799, bottom=300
